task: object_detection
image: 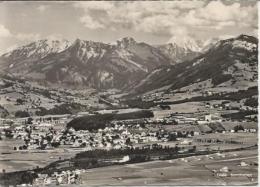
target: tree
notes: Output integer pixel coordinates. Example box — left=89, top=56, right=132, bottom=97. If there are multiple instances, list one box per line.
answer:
left=27, top=117, right=33, bottom=124
left=125, top=137, right=131, bottom=145
left=15, top=110, right=30, bottom=118
left=16, top=98, right=24, bottom=105
left=168, top=133, right=177, bottom=141
left=22, top=145, right=28, bottom=150
left=51, top=142, right=60, bottom=148
left=4, top=129, right=13, bottom=138
left=189, top=145, right=196, bottom=153
left=234, top=125, right=244, bottom=132
left=174, top=145, right=179, bottom=152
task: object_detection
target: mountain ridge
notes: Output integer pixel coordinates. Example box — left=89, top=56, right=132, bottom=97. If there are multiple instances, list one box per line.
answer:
left=0, top=37, right=171, bottom=89
left=131, top=34, right=258, bottom=96
left=0, top=34, right=257, bottom=92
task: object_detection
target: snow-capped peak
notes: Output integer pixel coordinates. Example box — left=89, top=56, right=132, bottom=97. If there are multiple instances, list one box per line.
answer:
left=70, top=39, right=109, bottom=61
left=168, top=36, right=203, bottom=52
left=163, top=43, right=179, bottom=49
left=116, top=37, right=137, bottom=48
left=208, top=34, right=257, bottom=53
left=42, top=39, right=71, bottom=53
left=201, top=37, right=220, bottom=52
left=2, top=39, right=71, bottom=59
left=231, top=35, right=257, bottom=52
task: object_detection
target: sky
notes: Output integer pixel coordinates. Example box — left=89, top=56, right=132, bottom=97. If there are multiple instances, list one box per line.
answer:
left=0, top=0, right=258, bottom=54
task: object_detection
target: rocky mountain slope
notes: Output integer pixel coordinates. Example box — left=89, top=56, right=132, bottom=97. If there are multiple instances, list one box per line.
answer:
left=0, top=35, right=257, bottom=93
left=0, top=37, right=171, bottom=89
left=132, top=34, right=258, bottom=95
left=3, top=39, right=71, bottom=59
left=157, top=43, right=200, bottom=64
left=157, top=37, right=220, bottom=63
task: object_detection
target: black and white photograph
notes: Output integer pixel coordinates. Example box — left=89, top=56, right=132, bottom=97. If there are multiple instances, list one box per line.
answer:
left=0, top=0, right=258, bottom=186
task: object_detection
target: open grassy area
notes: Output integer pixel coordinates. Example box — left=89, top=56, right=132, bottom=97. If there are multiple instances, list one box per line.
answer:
left=194, top=132, right=257, bottom=145
left=0, top=139, right=81, bottom=172
left=79, top=149, right=257, bottom=186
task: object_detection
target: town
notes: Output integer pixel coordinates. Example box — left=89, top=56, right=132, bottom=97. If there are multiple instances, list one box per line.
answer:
left=0, top=101, right=258, bottom=185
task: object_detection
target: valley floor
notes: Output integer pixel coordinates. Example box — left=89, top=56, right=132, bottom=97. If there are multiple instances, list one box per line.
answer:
left=79, top=149, right=257, bottom=186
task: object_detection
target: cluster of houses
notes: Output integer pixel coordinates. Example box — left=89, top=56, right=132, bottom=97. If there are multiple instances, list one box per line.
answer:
left=2, top=122, right=175, bottom=151
left=1, top=115, right=207, bottom=151
left=33, top=169, right=84, bottom=185
left=205, top=100, right=257, bottom=114
left=165, top=113, right=222, bottom=125
left=141, top=92, right=164, bottom=102
left=0, top=110, right=257, bottom=151
left=0, top=101, right=257, bottom=152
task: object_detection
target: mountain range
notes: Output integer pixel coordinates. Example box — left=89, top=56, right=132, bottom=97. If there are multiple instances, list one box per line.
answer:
left=132, top=34, right=258, bottom=95
left=0, top=35, right=257, bottom=96
left=0, top=37, right=171, bottom=89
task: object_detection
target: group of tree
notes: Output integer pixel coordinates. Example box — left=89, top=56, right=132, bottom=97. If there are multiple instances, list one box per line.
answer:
left=16, top=98, right=25, bottom=105
left=75, top=144, right=194, bottom=160
left=15, top=110, right=30, bottom=118
left=67, top=110, right=154, bottom=131
left=244, top=97, right=258, bottom=107
left=122, top=98, right=155, bottom=109
left=0, top=105, right=9, bottom=118
left=35, top=103, right=89, bottom=116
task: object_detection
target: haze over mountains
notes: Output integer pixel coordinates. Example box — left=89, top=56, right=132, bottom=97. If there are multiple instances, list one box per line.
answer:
left=0, top=34, right=257, bottom=96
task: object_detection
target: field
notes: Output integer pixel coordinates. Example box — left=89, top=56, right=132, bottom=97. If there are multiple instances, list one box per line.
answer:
left=195, top=132, right=257, bottom=143
left=142, top=132, right=257, bottom=155
left=190, top=132, right=257, bottom=152
left=152, top=101, right=241, bottom=120
left=80, top=149, right=258, bottom=186
left=0, top=139, right=82, bottom=172
left=152, top=102, right=205, bottom=119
